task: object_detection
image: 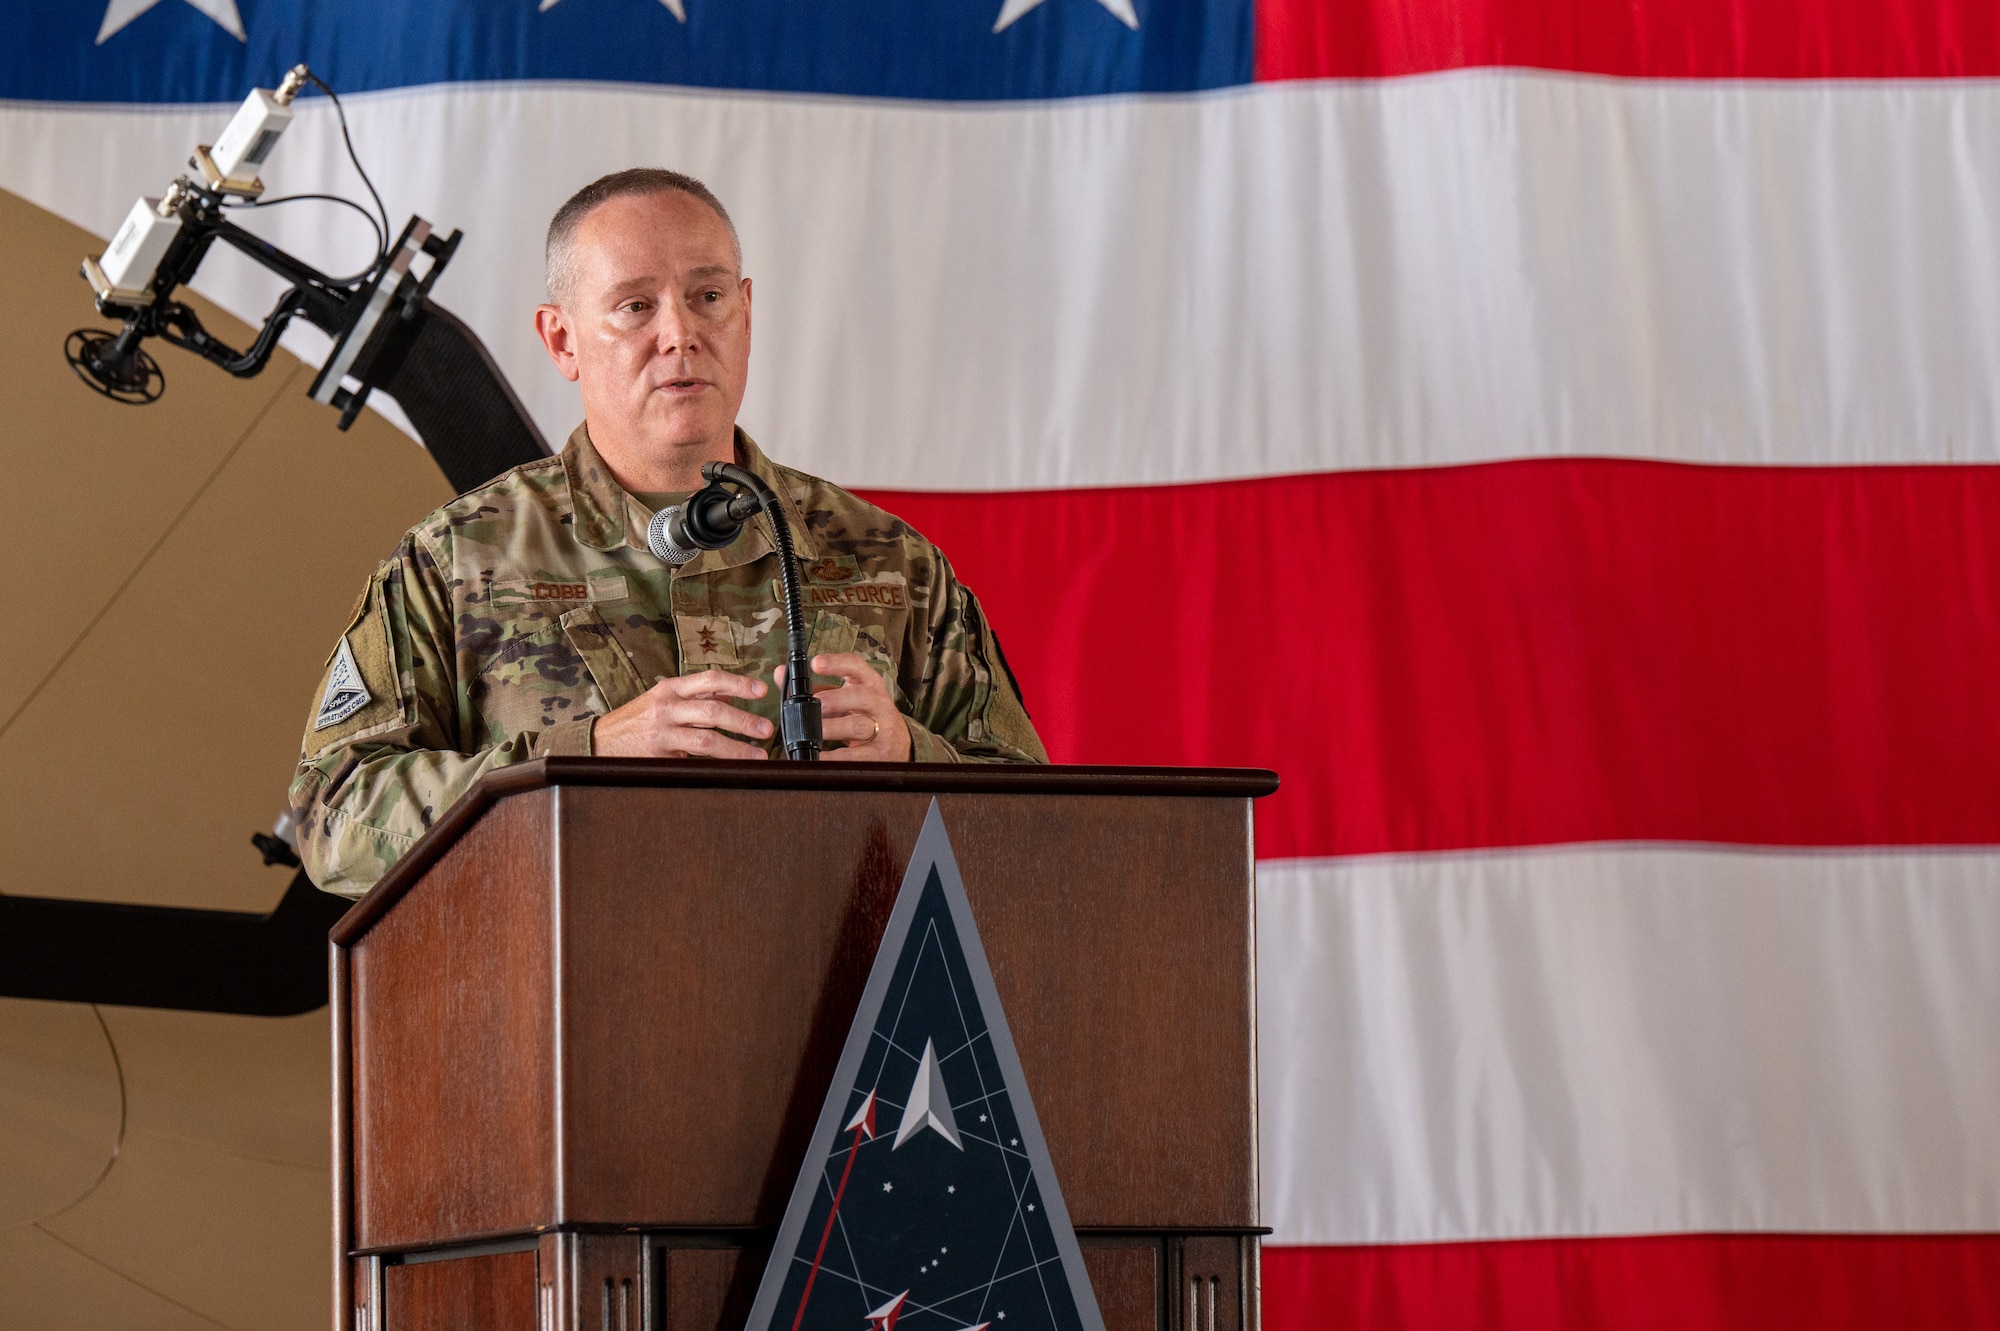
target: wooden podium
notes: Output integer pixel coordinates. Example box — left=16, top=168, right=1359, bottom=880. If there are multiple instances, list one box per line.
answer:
left=330, top=759, right=1276, bottom=1331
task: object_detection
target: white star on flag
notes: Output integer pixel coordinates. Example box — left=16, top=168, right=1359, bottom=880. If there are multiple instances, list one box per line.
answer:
left=993, top=0, right=1137, bottom=34
left=97, top=0, right=243, bottom=44
left=540, top=0, right=687, bottom=22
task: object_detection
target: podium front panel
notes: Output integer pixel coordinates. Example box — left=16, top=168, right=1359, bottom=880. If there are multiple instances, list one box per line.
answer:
left=350, top=792, right=559, bottom=1249
left=340, top=764, right=1265, bottom=1264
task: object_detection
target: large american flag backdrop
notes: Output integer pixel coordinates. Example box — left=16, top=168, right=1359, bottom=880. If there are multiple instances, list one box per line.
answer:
left=5, top=1, right=1999, bottom=1328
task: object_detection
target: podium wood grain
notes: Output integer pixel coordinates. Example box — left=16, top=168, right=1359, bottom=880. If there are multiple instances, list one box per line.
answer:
left=334, top=760, right=1273, bottom=1331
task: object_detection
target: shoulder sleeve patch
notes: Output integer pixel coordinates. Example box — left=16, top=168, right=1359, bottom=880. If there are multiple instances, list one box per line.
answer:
left=301, top=572, right=405, bottom=758
left=315, top=636, right=372, bottom=729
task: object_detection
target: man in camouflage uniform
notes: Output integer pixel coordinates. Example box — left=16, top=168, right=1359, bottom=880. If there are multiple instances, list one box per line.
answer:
left=290, top=169, right=1045, bottom=898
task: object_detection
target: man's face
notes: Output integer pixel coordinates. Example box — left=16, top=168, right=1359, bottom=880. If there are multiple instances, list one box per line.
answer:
left=536, top=190, right=752, bottom=462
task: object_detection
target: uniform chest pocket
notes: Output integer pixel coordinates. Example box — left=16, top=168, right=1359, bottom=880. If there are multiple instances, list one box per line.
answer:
left=560, top=605, right=647, bottom=711
left=810, top=609, right=911, bottom=710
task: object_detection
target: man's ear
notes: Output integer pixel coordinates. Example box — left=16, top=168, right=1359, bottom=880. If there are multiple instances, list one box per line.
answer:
left=534, top=303, right=582, bottom=383
left=740, top=276, right=752, bottom=338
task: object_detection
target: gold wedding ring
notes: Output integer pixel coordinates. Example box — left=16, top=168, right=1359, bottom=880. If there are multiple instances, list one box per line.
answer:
left=868, top=718, right=880, bottom=743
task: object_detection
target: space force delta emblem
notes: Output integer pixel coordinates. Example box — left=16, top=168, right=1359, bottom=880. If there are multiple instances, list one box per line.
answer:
left=745, top=802, right=1106, bottom=1331
left=313, top=635, right=372, bottom=730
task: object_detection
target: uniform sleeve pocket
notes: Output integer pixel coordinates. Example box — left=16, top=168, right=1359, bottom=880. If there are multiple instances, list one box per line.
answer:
left=560, top=605, right=647, bottom=712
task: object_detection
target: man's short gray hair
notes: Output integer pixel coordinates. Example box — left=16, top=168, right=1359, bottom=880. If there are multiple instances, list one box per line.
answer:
left=544, top=168, right=742, bottom=306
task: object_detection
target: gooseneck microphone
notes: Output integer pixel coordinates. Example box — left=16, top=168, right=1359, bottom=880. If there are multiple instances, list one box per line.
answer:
left=645, top=487, right=760, bottom=565
left=645, top=462, right=824, bottom=761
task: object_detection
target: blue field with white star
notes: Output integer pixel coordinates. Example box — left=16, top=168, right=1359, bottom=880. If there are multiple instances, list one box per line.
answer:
left=2, top=0, right=1250, bottom=103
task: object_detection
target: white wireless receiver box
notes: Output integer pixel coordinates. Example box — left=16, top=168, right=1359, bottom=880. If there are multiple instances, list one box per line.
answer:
left=97, top=197, right=183, bottom=298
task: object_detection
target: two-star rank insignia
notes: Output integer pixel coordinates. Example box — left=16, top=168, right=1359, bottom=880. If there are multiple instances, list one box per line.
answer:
left=745, top=802, right=1105, bottom=1331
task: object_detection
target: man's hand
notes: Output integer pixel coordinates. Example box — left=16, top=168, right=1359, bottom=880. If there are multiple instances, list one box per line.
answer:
left=592, top=670, right=773, bottom=759
left=778, top=653, right=912, bottom=762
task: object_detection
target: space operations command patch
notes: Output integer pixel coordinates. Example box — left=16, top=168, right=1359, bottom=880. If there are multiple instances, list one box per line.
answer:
left=314, top=635, right=374, bottom=730
left=745, top=801, right=1106, bottom=1331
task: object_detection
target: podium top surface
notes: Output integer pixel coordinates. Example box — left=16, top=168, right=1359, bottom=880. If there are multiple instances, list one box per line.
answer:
left=332, top=758, right=1277, bottom=944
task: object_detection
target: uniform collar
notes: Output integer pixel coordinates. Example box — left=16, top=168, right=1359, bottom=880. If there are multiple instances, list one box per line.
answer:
left=561, top=423, right=633, bottom=551
left=560, top=422, right=819, bottom=563
left=697, top=428, right=821, bottom=571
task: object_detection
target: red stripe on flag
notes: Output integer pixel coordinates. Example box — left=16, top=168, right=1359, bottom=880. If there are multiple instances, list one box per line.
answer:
left=1261, top=1235, right=2000, bottom=1331
left=1254, top=0, right=2000, bottom=80
left=865, top=460, right=2000, bottom=858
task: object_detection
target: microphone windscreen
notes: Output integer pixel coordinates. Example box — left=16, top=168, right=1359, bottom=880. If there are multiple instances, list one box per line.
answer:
left=646, top=506, right=701, bottom=565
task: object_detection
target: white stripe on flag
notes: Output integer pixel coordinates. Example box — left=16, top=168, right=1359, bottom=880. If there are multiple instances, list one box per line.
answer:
left=1255, top=845, right=2000, bottom=1245
left=6, top=71, right=2000, bottom=488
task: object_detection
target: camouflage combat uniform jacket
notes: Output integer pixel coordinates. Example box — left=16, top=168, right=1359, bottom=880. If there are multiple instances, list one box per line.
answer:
left=289, top=424, right=1046, bottom=897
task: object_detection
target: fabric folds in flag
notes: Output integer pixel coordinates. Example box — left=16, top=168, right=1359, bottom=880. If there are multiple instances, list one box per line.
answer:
left=2, top=0, right=1995, bottom=1326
